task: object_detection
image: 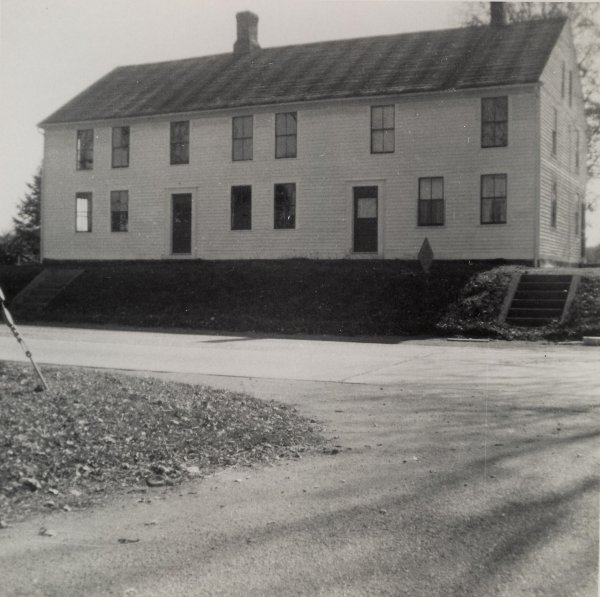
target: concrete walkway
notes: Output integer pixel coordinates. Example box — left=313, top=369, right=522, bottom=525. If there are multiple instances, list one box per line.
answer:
left=0, top=326, right=598, bottom=596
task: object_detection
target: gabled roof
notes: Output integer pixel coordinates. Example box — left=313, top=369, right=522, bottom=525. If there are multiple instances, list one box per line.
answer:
left=40, top=17, right=566, bottom=126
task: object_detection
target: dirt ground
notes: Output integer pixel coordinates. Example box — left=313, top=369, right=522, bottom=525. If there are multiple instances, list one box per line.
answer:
left=0, top=328, right=598, bottom=596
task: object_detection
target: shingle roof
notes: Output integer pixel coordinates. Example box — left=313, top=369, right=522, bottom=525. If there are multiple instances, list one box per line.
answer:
left=40, top=17, right=566, bottom=126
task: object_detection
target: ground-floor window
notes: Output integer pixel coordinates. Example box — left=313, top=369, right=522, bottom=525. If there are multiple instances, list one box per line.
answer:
left=418, top=177, right=444, bottom=226
left=481, top=174, right=507, bottom=224
left=111, top=190, right=129, bottom=232
left=274, top=183, right=296, bottom=229
left=75, top=193, right=92, bottom=232
left=551, top=182, right=558, bottom=229
left=231, top=185, right=252, bottom=230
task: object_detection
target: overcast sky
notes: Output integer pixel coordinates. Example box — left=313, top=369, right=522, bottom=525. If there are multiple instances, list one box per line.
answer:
left=1, top=0, right=599, bottom=245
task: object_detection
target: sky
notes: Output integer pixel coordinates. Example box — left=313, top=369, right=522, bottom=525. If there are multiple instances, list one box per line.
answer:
left=1, top=0, right=599, bottom=245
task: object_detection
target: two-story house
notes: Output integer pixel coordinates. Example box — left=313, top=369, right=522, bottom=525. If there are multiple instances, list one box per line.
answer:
left=39, top=4, right=586, bottom=265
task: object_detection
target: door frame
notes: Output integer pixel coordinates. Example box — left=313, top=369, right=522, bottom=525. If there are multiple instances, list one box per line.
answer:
left=346, top=179, right=385, bottom=257
left=164, top=187, right=197, bottom=258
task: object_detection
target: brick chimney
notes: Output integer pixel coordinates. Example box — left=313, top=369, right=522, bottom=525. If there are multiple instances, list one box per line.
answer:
left=234, top=11, right=260, bottom=56
left=490, top=2, right=506, bottom=27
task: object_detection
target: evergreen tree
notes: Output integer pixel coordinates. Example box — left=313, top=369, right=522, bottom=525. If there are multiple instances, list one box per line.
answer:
left=13, top=167, right=42, bottom=262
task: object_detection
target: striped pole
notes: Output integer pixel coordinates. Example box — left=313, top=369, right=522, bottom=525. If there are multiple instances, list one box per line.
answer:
left=0, top=285, right=49, bottom=391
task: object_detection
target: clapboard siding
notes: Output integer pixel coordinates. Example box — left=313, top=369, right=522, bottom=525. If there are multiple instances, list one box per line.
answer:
left=538, top=22, right=586, bottom=264
left=42, top=86, right=541, bottom=261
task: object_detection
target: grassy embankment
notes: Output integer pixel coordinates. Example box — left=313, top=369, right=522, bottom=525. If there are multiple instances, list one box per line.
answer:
left=1, top=261, right=598, bottom=340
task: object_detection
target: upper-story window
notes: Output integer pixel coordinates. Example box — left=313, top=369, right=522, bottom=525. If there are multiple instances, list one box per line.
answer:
left=481, top=174, right=507, bottom=224
left=75, top=192, right=92, bottom=232
left=481, top=97, right=508, bottom=148
left=370, top=105, right=395, bottom=153
left=232, top=116, right=253, bottom=161
left=275, top=112, right=297, bottom=159
left=575, top=129, right=580, bottom=172
left=575, top=197, right=581, bottom=236
left=76, top=129, right=94, bottom=170
left=552, top=109, right=558, bottom=156
left=274, top=183, right=296, bottom=229
left=418, top=177, right=444, bottom=226
left=112, top=126, right=130, bottom=168
left=110, top=190, right=129, bottom=232
left=561, top=61, right=566, bottom=99
left=170, top=121, right=189, bottom=165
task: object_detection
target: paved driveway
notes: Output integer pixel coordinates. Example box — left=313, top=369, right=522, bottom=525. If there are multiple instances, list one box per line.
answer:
left=0, top=326, right=598, bottom=596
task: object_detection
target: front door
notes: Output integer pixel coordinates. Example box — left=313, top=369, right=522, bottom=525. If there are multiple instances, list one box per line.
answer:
left=353, top=186, right=378, bottom=253
left=172, top=193, right=192, bottom=254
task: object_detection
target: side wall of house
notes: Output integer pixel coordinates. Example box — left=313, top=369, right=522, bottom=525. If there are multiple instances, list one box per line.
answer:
left=539, top=23, right=587, bottom=265
left=42, top=86, right=539, bottom=261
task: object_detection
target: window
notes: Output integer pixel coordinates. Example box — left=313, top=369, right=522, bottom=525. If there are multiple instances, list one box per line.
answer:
left=275, top=112, right=297, bottom=158
left=231, top=185, right=251, bottom=230
left=418, top=177, right=444, bottom=226
left=552, top=109, right=558, bottom=156
left=170, top=121, right=189, bottom=164
left=75, top=193, right=92, bottom=232
left=481, top=174, right=507, bottom=224
left=274, top=183, right=296, bottom=229
left=112, top=126, right=130, bottom=168
left=575, top=129, right=580, bottom=172
left=232, top=116, right=253, bottom=161
left=76, top=129, right=94, bottom=170
left=568, top=71, right=573, bottom=107
left=561, top=61, right=565, bottom=98
left=371, top=105, right=395, bottom=153
left=110, top=190, right=129, bottom=232
left=575, top=198, right=580, bottom=236
left=481, top=97, right=508, bottom=147
left=551, top=182, right=558, bottom=228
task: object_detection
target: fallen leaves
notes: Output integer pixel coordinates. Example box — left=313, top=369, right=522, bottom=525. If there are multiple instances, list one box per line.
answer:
left=0, top=363, right=323, bottom=522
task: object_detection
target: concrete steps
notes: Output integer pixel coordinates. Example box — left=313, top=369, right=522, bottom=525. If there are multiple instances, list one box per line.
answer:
left=505, top=274, right=573, bottom=327
left=11, top=268, right=84, bottom=315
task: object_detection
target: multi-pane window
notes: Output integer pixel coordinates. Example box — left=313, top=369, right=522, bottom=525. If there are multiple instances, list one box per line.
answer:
left=370, top=105, right=395, bottom=153
left=110, top=190, right=129, bottom=232
left=575, top=129, right=580, bottom=172
left=418, top=177, right=444, bottom=226
left=561, top=61, right=565, bottom=99
left=75, top=193, right=92, bottom=232
left=551, top=182, right=558, bottom=228
left=481, top=174, right=507, bottom=224
left=112, top=126, right=130, bottom=168
left=170, top=121, right=189, bottom=164
left=275, top=112, right=297, bottom=158
left=76, top=129, right=94, bottom=170
left=481, top=97, right=508, bottom=147
left=552, top=109, right=558, bottom=156
left=274, top=183, right=296, bottom=229
left=231, top=185, right=251, bottom=230
left=232, top=116, right=253, bottom=161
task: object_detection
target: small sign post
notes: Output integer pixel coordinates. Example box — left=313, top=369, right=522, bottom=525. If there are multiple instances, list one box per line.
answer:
left=0, top=285, right=49, bottom=391
left=418, top=238, right=434, bottom=274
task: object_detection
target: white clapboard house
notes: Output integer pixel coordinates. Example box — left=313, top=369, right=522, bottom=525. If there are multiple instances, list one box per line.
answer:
left=39, top=3, right=586, bottom=265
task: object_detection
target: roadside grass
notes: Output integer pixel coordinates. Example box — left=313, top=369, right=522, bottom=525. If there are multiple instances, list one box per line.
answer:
left=0, top=362, right=323, bottom=523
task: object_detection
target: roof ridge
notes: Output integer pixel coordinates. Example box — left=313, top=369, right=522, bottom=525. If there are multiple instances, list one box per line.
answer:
left=112, top=16, right=568, bottom=71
